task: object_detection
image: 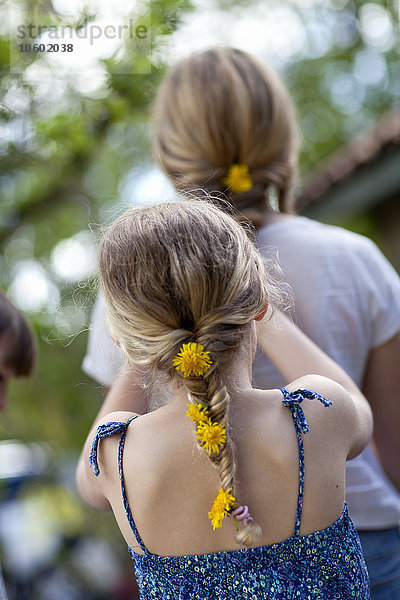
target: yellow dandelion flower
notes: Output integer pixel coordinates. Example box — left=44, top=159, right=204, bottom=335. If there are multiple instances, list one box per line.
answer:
left=208, top=488, right=236, bottom=530
left=196, top=419, right=226, bottom=455
left=173, top=342, right=212, bottom=378
left=186, top=403, right=209, bottom=424
left=222, top=164, right=253, bottom=194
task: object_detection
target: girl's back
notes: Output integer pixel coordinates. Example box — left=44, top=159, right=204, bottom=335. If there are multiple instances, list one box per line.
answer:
left=78, top=201, right=371, bottom=599
left=87, top=381, right=369, bottom=599
left=106, top=385, right=346, bottom=556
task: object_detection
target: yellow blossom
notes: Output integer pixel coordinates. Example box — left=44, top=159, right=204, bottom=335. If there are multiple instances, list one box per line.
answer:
left=208, top=488, right=236, bottom=530
left=173, top=342, right=212, bottom=378
left=222, top=164, right=252, bottom=194
left=186, top=403, right=209, bottom=424
left=196, top=419, right=226, bottom=455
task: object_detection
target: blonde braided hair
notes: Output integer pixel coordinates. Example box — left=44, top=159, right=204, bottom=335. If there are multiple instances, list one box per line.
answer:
left=99, top=201, right=274, bottom=547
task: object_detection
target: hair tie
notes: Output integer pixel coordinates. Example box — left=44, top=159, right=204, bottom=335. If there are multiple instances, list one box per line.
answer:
left=232, top=504, right=253, bottom=527
left=173, top=341, right=212, bottom=378
left=222, top=164, right=253, bottom=194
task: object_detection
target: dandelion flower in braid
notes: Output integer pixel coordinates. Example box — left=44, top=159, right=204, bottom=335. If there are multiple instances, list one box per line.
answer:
left=183, top=366, right=238, bottom=532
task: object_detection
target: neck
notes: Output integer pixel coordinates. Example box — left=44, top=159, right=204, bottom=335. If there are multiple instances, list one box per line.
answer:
left=169, top=328, right=255, bottom=411
left=262, top=211, right=295, bottom=227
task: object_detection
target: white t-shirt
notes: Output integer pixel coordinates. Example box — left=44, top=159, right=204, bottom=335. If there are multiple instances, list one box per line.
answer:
left=83, top=216, right=400, bottom=529
left=82, top=294, right=125, bottom=388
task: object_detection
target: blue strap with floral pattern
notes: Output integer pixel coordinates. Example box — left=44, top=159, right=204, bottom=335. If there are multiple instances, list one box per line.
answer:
left=89, top=416, right=149, bottom=554
left=280, top=388, right=332, bottom=537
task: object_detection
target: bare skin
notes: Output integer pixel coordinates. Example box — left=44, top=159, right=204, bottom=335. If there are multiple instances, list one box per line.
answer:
left=97, top=320, right=399, bottom=494
left=77, top=313, right=372, bottom=557
left=362, top=332, right=400, bottom=493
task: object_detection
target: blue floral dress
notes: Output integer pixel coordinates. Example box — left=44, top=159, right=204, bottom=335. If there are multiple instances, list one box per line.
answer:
left=90, top=388, right=370, bottom=599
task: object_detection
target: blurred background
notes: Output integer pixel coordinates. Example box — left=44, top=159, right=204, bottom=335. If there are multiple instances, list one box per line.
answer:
left=0, top=0, right=399, bottom=597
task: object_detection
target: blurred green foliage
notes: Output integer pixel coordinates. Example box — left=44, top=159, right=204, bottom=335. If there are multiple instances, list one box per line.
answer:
left=1, top=325, right=99, bottom=449
left=1, top=0, right=194, bottom=452
left=0, top=0, right=399, bottom=455
left=285, top=0, right=399, bottom=175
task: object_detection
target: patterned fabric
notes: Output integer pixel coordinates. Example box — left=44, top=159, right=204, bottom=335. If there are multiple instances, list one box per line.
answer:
left=90, top=388, right=370, bottom=599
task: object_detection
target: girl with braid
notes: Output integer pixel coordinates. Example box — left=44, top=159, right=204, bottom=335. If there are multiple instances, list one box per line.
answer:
left=84, top=54, right=400, bottom=596
left=77, top=200, right=372, bottom=599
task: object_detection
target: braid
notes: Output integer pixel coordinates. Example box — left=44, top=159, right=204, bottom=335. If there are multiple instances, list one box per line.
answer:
left=204, top=369, right=229, bottom=424
left=184, top=368, right=236, bottom=489
left=182, top=354, right=261, bottom=548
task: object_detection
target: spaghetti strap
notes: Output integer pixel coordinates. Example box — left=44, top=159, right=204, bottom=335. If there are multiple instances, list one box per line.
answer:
left=89, top=416, right=149, bottom=555
left=280, top=388, right=332, bottom=537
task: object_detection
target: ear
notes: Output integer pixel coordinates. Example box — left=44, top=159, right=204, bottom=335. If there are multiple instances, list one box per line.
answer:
left=111, top=336, right=121, bottom=347
left=254, top=302, right=268, bottom=322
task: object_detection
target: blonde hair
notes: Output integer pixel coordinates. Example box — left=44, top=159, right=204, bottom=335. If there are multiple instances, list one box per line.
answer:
left=99, top=201, right=272, bottom=547
left=153, top=47, right=299, bottom=226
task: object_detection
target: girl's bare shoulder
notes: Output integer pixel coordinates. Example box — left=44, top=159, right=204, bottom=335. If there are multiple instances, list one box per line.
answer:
left=76, top=410, right=139, bottom=510
left=282, top=375, right=364, bottom=458
left=246, top=376, right=357, bottom=455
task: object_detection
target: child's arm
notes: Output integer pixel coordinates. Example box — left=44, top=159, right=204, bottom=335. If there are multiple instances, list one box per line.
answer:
left=76, top=409, right=136, bottom=510
left=362, top=332, right=400, bottom=492
left=257, top=310, right=373, bottom=458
